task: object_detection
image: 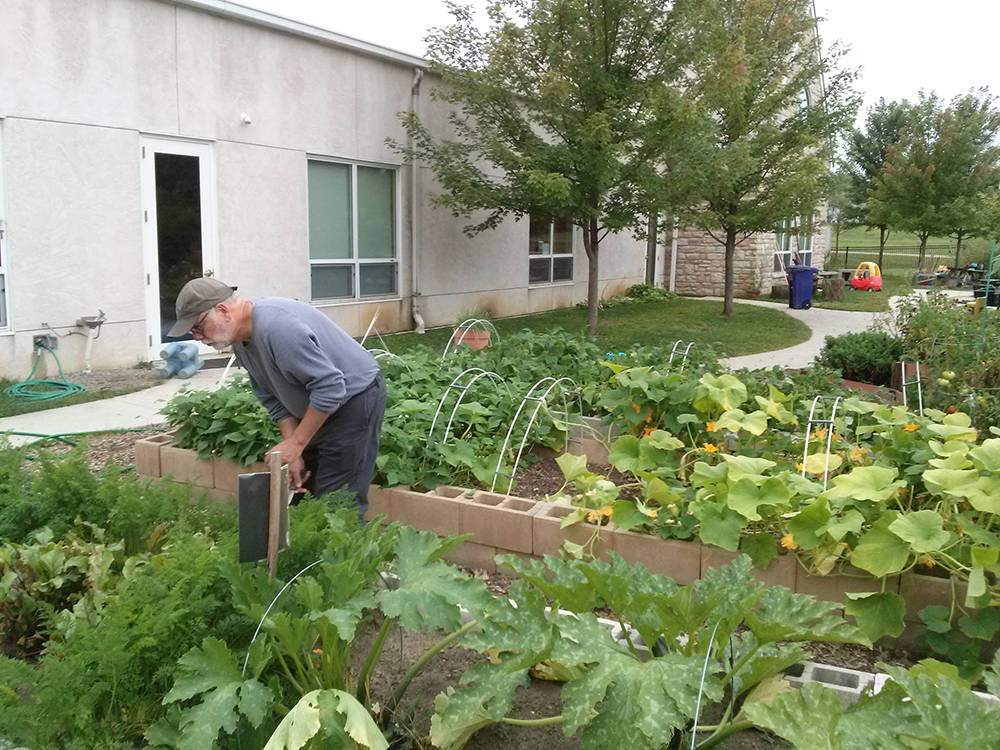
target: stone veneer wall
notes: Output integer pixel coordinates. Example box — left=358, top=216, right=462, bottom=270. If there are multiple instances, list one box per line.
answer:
left=665, top=207, right=829, bottom=297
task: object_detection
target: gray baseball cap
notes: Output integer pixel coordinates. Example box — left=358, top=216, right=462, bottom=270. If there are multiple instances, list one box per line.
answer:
left=167, top=277, right=235, bottom=337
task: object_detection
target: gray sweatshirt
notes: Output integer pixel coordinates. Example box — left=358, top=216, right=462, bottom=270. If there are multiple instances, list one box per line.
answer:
left=233, top=297, right=380, bottom=424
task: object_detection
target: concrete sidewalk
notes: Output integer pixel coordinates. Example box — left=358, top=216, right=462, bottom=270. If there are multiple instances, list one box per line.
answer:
left=0, top=368, right=220, bottom=447
left=718, top=299, right=879, bottom=370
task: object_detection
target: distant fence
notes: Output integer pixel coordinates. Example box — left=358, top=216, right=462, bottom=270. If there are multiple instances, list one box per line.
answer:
left=826, top=244, right=954, bottom=273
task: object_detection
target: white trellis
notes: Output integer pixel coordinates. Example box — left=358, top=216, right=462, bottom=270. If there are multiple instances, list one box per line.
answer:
left=441, top=318, right=500, bottom=360
left=899, top=361, right=924, bottom=416
left=427, top=368, right=508, bottom=447
left=801, top=395, right=843, bottom=491
left=368, top=348, right=411, bottom=370
left=668, top=340, right=698, bottom=372
left=491, top=377, right=580, bottom=494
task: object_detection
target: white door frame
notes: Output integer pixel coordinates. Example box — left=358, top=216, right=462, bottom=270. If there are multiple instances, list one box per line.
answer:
left=139, top=135, right=219, bottom=360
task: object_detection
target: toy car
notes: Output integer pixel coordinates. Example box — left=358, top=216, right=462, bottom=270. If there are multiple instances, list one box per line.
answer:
left=849, top=261, right=882, bottom=292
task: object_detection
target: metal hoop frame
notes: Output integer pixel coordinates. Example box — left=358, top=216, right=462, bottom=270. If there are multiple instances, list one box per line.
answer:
left=441, top=318, right=501, bottom=360
left=491, top=376, right=580, bottom=494
left=668, top=340, right=697, bottom=371
left=900, top=361, right=924, bottom=416
left=801, top=395, right=843, bottom=491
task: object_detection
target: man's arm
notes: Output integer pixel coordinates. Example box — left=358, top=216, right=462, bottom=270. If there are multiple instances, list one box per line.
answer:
left=271, top=408, right=331, bottom=492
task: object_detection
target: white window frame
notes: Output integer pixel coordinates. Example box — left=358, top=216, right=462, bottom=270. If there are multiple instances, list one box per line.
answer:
left=0, top=119, right=10, bottom=332
left=774, top=215, right=813, bottom=272
left=528, top=217, right=575, bottom=285
left=307, top=156, right=400, bottom=304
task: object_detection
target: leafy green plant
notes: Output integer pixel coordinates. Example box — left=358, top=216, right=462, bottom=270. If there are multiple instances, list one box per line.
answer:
left=432, top=554, right=867, bottom=749
left=0, top=527, right=124, bottom=659
left=815, top=331, right=907, bottom=386
left=148, top=511, right=492, bottom=750
left=161, top=374, right=281, bottom=465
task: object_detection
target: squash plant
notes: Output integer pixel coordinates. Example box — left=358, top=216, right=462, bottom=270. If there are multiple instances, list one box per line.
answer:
left=147, top=509, right=493, bottom=750
left=431, top=554, right=868, bottom=749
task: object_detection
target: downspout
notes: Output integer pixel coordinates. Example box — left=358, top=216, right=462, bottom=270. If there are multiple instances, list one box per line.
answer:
left=669, top=218, right=679, bottom=293
left=409, top=67, right=426, bottom=334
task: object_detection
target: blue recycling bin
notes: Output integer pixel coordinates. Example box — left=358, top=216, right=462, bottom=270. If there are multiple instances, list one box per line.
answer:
left=787, top=265, right=818, bottom=310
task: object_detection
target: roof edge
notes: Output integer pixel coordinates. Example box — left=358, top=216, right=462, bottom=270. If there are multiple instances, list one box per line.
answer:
left=165, top=0, right=427, bottom=69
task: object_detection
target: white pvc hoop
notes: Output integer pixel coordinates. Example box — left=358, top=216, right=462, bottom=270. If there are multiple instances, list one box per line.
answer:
left=801, top=395, right=843, bottom=491
left=442, top=371, right=508, bottom=444
left=427, top=368, right=488, bottom=445
left=216, top=354, right=238, bottom=390
left=491, top=377, right=579, bottom=494
left=369, top=349, right=411, bottom=369
left=441, top=318, right=500, bottom=360
left=680, top=342, right=697, bottom=372
left=668, top=340, right=684, bottom=364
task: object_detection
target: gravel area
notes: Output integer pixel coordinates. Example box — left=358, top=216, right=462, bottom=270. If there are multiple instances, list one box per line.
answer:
left=33, top=427, right=167, bottom=472
left=69, top=365, right=161, bottom=392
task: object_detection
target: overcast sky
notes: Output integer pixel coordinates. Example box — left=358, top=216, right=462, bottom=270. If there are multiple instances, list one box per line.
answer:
left=239, top=0, right=999, bottom=124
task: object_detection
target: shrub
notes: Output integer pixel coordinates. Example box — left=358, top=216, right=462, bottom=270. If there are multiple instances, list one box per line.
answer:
left=815, top=331, right=906, bottom=385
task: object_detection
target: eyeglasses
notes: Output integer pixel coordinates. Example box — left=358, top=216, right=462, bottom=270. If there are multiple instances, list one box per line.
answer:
left=191, top=309, right=211, bottom=336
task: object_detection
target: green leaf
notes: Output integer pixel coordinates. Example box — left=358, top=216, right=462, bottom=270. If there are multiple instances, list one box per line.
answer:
left=966, top=567, right=990, bottom=609
left=164, top=637, right=274, bottom=750
left=786, top=497, right=832, bottom=550
left=612, top=498, right=655, bottom=532
left=844, top=591, right=906, bottom=641
left=554, top=615, right=721, bottom=748
left=740, top=532, right=779, bottom=570
left=264, top=689, right=387, bottom=750
left=720, top=454, right=777, bottom=483
left=727, top=477, right=790, bottom=521
left=850, top=511, right=911, bottom=577
left=694, top=373, right=748, bottom=414
left=556, top=452, right=589, bottom=482
left=431, top=663, right=531, bottom=750
left=609, top=436, right=642, bottom=472
left=908, top=658, right=973, bottom=688
left=647, top=430, right=684, bottom=450
left=693, top=502, right=745, bottom=551
left=745, top=585, right=867, bottom=646
left=378, top=528, right=491, bottom=631
left=985, top=651, right=1000, bottom=699
left=744, top=682, right=845, bottom=748
left=825, top=466, right=905, bottom=503
left=918, top=605, right=952, bottom=634
left=958, top=607, right=1000, bottom=641
left=969, top=438, right=1000, bottom=473
left=888, top=511, right=951, bottom=554
left=821, top=510, right=865, bottom=542
left=716, top=408, right=769, bottom=435
left=310, top=590, right=376, bottom=641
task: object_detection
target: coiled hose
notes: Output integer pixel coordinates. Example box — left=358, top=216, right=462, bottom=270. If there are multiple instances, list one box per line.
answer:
left=4, top=344, right=86, bottom=401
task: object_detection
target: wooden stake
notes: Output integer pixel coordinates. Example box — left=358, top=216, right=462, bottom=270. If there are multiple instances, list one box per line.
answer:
left=267, top=451, right=282, bottom=582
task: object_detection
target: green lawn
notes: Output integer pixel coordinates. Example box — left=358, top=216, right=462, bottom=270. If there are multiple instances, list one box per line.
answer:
left=0, top=381, right=147, bottom=419
left=376, top=297, right=811, bottom=358
left=813, top=272, right=915, bottom=312
left=831, top=227, right=995, bottom=268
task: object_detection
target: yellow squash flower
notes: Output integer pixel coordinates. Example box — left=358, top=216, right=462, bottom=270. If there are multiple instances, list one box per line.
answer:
left=903, top=422, right=920, bottom=432
left=587, top=506, right=614, bottom=523
left=705, top=421, right=717, bottom=432
left=781, top=533, right=798, bottom=550
left=703, top=443, right=719, bottom=453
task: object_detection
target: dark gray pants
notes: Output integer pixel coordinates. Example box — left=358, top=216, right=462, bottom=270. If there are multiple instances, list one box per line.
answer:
left=301, top=371, right=386, bottom=518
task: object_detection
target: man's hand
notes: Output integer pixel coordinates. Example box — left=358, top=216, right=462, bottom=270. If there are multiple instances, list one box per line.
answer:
left=265, top=439, right=310, bottom=493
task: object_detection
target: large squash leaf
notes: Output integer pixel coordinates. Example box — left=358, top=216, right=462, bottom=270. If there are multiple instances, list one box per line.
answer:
left=378, top=528, right=491, bottom=631
left=264, top=689, right=387, bottom=750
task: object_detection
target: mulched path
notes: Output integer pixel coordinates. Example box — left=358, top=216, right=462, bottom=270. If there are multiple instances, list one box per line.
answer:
left=26, top=428, right=167, bottom=472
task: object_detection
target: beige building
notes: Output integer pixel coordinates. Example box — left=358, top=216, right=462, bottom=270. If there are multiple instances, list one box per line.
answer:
left=0, top=0, right=825, bottom=378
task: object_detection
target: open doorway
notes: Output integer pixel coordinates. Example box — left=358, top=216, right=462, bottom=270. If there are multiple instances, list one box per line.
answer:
left=140, top=137, right=217, bottom=360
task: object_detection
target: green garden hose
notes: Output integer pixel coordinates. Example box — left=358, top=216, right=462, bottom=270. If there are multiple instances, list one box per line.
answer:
left=5, top=344, right=86, bottom=401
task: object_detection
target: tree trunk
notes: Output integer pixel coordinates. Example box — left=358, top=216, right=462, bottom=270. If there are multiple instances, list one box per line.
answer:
left=834, top=224, right=840, bottom=252
left=723, top=225, right=737, bottom=317
left=583, top=218, right=600, bottom=335
left=878, top=226, right=886, bottom=269
left=955, top=230, right=964, bottom=267
left=918, top=234, right=928, bottom=270
left=644, top=214, right=658, bottom=286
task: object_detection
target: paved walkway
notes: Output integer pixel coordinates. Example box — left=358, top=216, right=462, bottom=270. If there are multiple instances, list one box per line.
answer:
left=719, top=299, right=879, bottom=370
left=0, top=368, right=220, bottom=447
